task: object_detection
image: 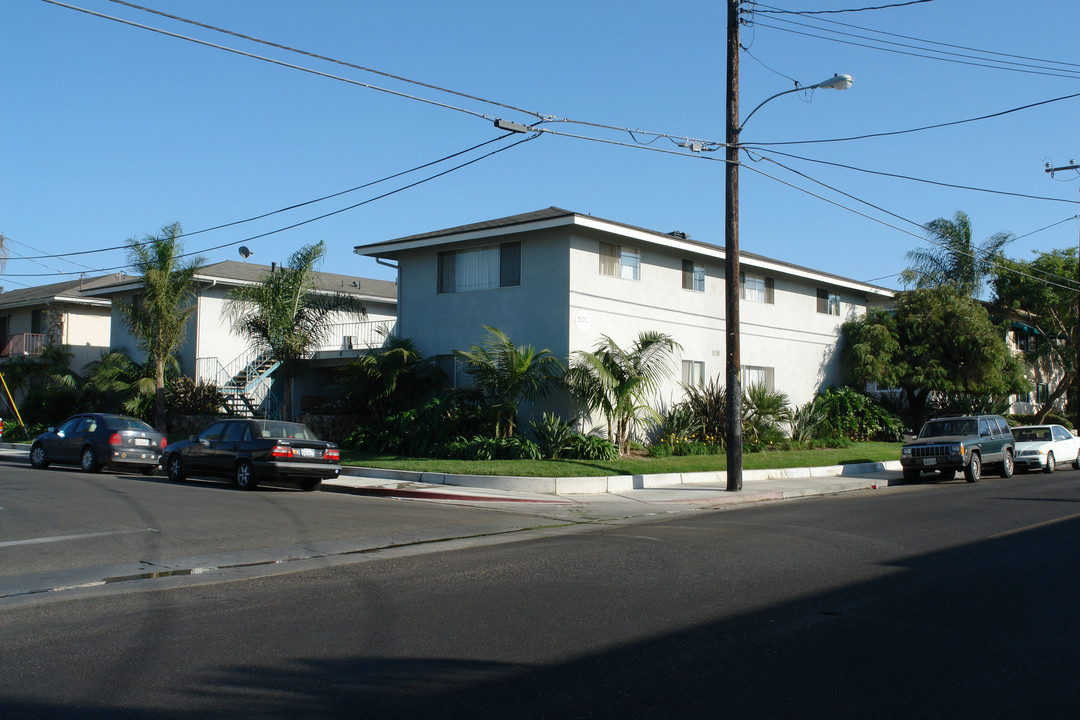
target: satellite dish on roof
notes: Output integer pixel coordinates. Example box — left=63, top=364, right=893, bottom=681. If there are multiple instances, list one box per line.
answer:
left=238, top=246, right=252, bottom=260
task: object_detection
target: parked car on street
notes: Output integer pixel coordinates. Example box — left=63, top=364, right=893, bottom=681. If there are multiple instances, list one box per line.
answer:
left=29, top=413, right=168, bottom=474
left=900, top=414, right=1015, bottom=483
left=161, top=418, right=341, bottom=491
left=1011, top=424, right=1080, bottom=474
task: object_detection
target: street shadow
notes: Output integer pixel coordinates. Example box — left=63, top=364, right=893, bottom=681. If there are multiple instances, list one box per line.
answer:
left=4, top=514, right=1079, bottom=719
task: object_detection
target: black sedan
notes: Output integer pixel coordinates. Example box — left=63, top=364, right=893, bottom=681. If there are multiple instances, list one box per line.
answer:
left=29, top=413, right=168, bottom=474
left=161, top=418, right=341, bottom=491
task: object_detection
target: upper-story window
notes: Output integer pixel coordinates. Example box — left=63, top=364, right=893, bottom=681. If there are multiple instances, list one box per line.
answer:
left=438, top=242, right=521, bottom=293
left=741, top=272, right=774, bottom=304
left=599, top=242, right=640, bottom=281
left=682, top=260, right=705, bottom=292
left=817, top=288, right=840, bottom=316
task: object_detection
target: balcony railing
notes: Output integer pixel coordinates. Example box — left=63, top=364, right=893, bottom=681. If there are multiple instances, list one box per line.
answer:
left=0, top=333, right=46, bottom=358
left=314, top=320, right=397, bottom=353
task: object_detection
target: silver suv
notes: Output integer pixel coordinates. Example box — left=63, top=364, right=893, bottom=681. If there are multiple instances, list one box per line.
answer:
left=901, top=415, right=1015, bottom=483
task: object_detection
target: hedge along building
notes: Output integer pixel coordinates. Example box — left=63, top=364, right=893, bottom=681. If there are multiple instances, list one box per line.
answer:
left=356, top=207, right=895, bottom=436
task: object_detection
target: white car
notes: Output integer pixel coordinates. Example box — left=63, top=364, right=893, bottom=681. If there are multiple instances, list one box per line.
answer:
left=1011, top=424, right=1080, bottom=474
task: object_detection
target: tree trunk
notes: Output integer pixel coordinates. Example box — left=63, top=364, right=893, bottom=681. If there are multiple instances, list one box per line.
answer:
left=1036, top=371, right=1074, bottom=424
left=154, top=358, right=167, bottom=433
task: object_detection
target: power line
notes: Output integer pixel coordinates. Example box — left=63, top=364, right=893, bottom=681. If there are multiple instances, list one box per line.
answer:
left=0, top=134, right=540, bottom=278
left=750, top=0, right=935, bottom=14
left=748, top=91, right=1080, bottom=146
left=741, top=146, right=1080, bottom=204
left=5, top=134, right=520, bottom=261
left=752, top=2, right=1080, bottom=71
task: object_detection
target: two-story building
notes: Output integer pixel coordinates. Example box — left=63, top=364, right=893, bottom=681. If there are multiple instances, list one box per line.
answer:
left=0, top=275, right=115, bottom=368
left=356, top=207, right=895, bottom=431
left=80, top=261, right=398, bottom=420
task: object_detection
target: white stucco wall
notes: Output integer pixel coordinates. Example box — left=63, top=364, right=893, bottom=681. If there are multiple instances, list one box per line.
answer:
left=59, top=304, right=112, bottom=371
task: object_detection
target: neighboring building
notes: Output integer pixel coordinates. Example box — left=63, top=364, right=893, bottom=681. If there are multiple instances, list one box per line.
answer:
left=356, top=207, right=895, bottom=433
left=0, top=275, right=116, bottom=369
left=81, top=261, right=397, bottom=420
left=1006, top=319, right=1066, bottom=416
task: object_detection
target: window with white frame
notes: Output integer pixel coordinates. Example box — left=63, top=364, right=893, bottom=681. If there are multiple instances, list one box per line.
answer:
left=740, top=272, right=774, bottom=303
left=816, top=288, right=840, bottom=315
left=599, top=242, right=640, bottom=281
left=437, top=242, right=521, bottom=293
left=681, top=360, right=705, bottom=387
left=682, top=260, right=705, bottom=292
left=741, top=365, right=774, bottom=391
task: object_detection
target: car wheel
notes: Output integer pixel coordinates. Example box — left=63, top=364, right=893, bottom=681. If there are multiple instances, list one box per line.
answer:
left=167, top=454, right=186, bottom=482
left=29, top=443, right=50, bottom=469
left=1044, top=451, right=1056, bottom=474
left=964, top=453, right=981, bottom=483
left=903, top=468, right=921, bottom=483
left=81, top=447, right=100, bottom=473
left=234, top=459, right=258, bottom=490
left=300, top=478, right=322, bottom=492
left=999, top=450, right=1014, bottom=479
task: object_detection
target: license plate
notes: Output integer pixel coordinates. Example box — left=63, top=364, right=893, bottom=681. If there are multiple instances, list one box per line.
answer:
left=300, top=448, right=318, bottom=458
left=922, top=458, right=936, bottom=466
left=134, top=438, right=150, bottom=446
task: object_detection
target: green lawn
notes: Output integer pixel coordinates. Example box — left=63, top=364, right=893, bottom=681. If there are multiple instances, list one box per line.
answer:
left=340, top=442, right=903, bottom=478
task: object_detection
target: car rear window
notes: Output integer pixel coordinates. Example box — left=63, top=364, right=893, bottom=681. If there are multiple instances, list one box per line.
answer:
left=255, top=421, right=316, bottom=440
left=106, top=417, right=156, bottom=432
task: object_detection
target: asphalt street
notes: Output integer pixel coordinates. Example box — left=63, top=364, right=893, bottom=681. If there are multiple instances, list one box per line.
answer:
left=2, top=459, right=1079, bottom=718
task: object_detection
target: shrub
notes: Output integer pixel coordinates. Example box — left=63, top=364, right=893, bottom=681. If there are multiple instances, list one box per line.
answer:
left=813, top=387, right=903, bottom=441
left=1006, top=412, right=1073, bottom=430
left=530, top=413, right=578, bottom=459
left=166, top=376, right=225, bottom=415
left=566, top=434, right=619, bottom=461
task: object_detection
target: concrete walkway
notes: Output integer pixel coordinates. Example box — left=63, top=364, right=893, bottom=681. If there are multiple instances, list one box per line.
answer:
left=1, top=441, right=904, bottom=516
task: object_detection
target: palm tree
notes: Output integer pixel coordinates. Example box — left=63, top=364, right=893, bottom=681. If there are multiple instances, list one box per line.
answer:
left=901, top=210, right=1012, bottom=298
left=225, top=241, right=366, bottom=421
left=566, top=331, right=681, bottom=455
left=335, top=334, right=443, bottom=419
left=80, top=349, right=167, bottom=420
left=453, top=326, right=563, bottom=438
left=114, top=223, right=204, bottom=432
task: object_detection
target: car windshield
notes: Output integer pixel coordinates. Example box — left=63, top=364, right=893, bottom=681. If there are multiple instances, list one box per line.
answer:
left=254, top=421, right=317, bottom=440
left=105, top=416, right=156, bottom=432
left=1014, top=427, right=1052, bottom=442
left=920, top=419, right=977, bottom=438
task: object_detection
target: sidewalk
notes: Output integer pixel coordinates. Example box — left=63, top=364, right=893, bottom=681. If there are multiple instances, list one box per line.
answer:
left=0, top=441, right=903, bottom=515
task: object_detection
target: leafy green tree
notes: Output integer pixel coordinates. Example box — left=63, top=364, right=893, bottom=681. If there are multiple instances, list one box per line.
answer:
left=113, top=223, right=204, bottom=431
left=566, top=331, right=681, bottom=455
left=80, top=349, right=169, bottom=421
left=225, top=241, right=366, bottom=421
left=992, top=247, right=1078, bottom=423
left=842, top=286, right=1028, bottom=428
left=902, top=210, right=1013, bottom=299
left=453, top=326, right=563, bottom=438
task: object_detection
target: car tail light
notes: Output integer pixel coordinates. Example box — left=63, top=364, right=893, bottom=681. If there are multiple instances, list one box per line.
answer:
left=108, top=432, right=123, bottom=445
left=324, top=448, right=340, bottom=461
left=271, top=445, right=294, bottom=458
left=160, top=437, right=168, bottom=449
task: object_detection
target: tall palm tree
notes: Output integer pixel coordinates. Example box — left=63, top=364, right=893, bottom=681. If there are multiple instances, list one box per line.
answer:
left=453, top=326, right=563, bottom=438
left=112, top=222, right=204, bottom=431
left=901, top=210, right=1012, bottom=298
left=566, top=331, right=681, bottom=455
left=225, top=241, right=366, bottom=421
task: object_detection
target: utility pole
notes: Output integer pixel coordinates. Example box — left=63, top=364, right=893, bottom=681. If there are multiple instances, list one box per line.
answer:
left=1045, top=160, right=1080, bottom=427
left=724, top=0, right=743, bottom=492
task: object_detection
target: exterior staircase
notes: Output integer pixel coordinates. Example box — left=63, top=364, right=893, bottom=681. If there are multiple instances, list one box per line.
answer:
left=197, top=346, right=280, bottom=418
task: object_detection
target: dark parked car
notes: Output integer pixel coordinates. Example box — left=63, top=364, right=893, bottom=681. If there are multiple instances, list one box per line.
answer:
left=900, top=414, right=1015, bottom=483
left=29, top=413, right=168, bottom=474
left=161, top=418, right=341, bottom=491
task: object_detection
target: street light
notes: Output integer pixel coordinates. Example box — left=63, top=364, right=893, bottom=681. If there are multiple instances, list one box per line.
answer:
left=725, top=1, right=852, bottom=494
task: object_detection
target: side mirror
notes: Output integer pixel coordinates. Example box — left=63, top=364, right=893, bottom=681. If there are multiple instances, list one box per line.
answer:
left=189, top=434, right=198, bottom=443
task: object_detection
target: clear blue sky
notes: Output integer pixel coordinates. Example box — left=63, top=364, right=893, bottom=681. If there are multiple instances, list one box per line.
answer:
left=2, top=0, right=1078, bottom=294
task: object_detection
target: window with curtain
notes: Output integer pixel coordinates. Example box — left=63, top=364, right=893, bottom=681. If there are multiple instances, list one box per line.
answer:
left=682, top=260, right=705, bottom=292
left=437, top=242, right=521, bottom=293
left=741, top=365, right=774, bottom=391
left=740, top=272, right=774, bottom=303
left=599, top=242, right=640, bottom=281
left=816, top=288, right=840, bottom=315
left=681, top=360, right=705, bottom=387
